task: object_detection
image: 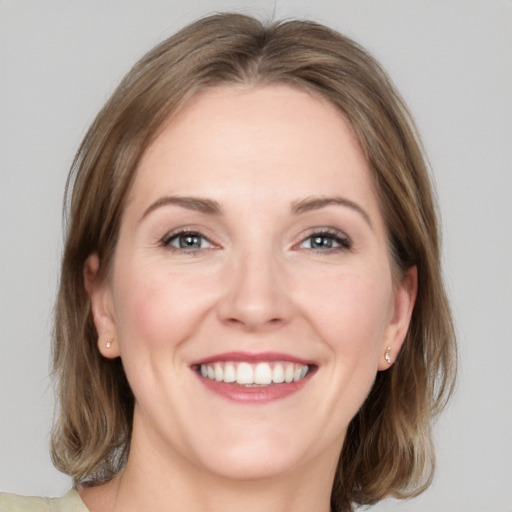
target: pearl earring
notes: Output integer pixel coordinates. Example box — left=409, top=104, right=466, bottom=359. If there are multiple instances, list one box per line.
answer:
left=384, top=347, right=392, bottom=365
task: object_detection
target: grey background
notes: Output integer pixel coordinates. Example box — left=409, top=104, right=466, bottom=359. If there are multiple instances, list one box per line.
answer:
left=1, top=1, right=511, bottom=511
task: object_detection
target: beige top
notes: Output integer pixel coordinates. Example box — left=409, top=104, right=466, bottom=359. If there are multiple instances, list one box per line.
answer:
left=0, top=490, right=88, bottom=511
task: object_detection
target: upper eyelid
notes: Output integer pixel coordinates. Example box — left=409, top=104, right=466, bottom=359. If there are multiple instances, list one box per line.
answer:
left=299, top=227, right=351, bottom=241
left=162, top=229, right=214, bottom=245
left=292, top=227, right=353, bottom=250
left=158, top=225, right=352, bottom=249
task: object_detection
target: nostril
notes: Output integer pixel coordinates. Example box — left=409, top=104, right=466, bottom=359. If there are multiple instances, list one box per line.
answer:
left=226, top=317, right=244, bottom=324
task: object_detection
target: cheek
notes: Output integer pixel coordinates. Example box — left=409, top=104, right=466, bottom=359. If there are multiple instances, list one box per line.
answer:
left=112, top=262, right=216, bottom=352
left=287, top=266, right=395, bottom=440
left=300, top=267, right=393, bottom=357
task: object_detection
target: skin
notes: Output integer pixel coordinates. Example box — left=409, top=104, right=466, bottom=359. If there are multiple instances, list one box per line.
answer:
left=83, top=85, right=417, bottom=512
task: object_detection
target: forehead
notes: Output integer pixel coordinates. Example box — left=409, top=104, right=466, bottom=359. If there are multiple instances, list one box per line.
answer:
left=127, top=84, right=380, bottom=220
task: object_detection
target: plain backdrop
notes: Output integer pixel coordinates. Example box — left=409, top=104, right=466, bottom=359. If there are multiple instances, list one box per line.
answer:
left=1, top=1, right=511, bottom=511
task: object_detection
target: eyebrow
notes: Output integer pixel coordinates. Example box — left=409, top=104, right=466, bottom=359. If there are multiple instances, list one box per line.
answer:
left=140, top=194, right=372, bottom=229
left=140, top=195, right=222, bottom=222
left=291, top=196, right=373, bottom=229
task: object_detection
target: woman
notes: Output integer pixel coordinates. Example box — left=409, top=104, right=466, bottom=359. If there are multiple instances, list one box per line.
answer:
left=0, top=12, right=456, bottom=512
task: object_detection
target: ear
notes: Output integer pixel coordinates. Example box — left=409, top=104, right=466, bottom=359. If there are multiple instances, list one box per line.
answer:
left=84, top=253, right=120, bottom=359
left=378, top=266, right=418, bottom=370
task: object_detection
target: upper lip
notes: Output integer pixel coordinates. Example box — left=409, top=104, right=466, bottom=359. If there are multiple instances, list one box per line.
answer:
left=190, top=351, right=316, bottom=366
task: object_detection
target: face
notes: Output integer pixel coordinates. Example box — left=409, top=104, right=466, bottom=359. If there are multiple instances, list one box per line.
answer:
left=87, top=85, right=416, bottom=482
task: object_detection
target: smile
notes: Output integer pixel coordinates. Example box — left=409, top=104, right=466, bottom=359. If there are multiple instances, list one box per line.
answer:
left=191, top=352, right=316, bottom=403
left=198, top=361, right=310, bottom=386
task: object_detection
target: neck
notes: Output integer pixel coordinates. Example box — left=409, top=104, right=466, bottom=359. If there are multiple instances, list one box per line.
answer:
left=116, top=463, right=333, bottom=512
left=81, top=424, right=337, bottom=512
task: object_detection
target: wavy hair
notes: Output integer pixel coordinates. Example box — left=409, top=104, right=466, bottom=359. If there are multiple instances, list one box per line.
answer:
left=51, top=13, right=456, bottom=512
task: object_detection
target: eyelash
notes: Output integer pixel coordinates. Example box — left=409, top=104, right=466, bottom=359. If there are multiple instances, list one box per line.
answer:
left=161, top=229, right=215, bottom=252
left=160, top=228, right=352, bottom=254
left=298, top=229, right=352, bottom=252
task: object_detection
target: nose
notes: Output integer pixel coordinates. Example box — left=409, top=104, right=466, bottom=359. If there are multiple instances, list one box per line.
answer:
left=216, top=248, right=292, bottom=332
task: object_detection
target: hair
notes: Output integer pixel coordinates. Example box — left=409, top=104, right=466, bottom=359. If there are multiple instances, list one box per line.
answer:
left=51, top=12, right=456, bottom=512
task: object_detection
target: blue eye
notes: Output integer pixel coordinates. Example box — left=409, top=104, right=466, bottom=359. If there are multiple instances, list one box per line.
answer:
left=299, top=231, right=351, bottom=251
left=163, top=231, right=213, bottom=250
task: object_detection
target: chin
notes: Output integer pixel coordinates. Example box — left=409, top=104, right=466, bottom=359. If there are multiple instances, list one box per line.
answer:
left=198, top=449, right=302, bottom=482
left=186, top=424, right=326, bottom=482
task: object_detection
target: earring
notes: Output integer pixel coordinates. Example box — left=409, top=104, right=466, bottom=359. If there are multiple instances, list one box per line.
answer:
left=384, top=347, right=392, bottom=365
left=106, top=339, right=113, bottom=349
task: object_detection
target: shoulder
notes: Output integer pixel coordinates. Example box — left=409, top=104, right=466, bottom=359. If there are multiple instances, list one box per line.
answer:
left=0, top=490, right=88, bottom=512
left=0, top=492, right=50, bottom=512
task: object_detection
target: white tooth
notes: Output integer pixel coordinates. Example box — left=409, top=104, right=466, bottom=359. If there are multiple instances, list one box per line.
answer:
left=300, top=365, right=308, bottom=379
left=293, top=366, right=302, bottom=381
left=223, top=362, right=236, bottom=383
left=207, top=365, right=215, bottom=380
left=214, top=363, right=224, bottom=382
left=200, top=365, right=208, bottom=378
left=272, top=363, right=285, bottom=383
left=254, top=362, right=272, bottom=385
left=284, top=363, right=294, bottom=383
left=236, top=362, right=254, bottom=384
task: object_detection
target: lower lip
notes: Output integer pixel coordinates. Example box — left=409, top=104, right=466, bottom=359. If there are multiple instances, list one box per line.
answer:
left=195, top=373, right=313, bottom=403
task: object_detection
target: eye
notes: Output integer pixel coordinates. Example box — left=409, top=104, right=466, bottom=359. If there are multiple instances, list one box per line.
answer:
left=162, top=231, right=214, bottom=251
left=299, top=230, right=352, bottom=251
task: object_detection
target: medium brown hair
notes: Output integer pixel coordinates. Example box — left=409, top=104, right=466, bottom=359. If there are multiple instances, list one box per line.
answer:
left=51, top=13, right=456, bottom=511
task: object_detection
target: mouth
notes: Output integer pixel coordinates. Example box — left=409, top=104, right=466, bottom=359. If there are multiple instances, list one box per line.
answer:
left=191, top=352, right=317, bottom=403
left=194, top=361, right=312, bottom=386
